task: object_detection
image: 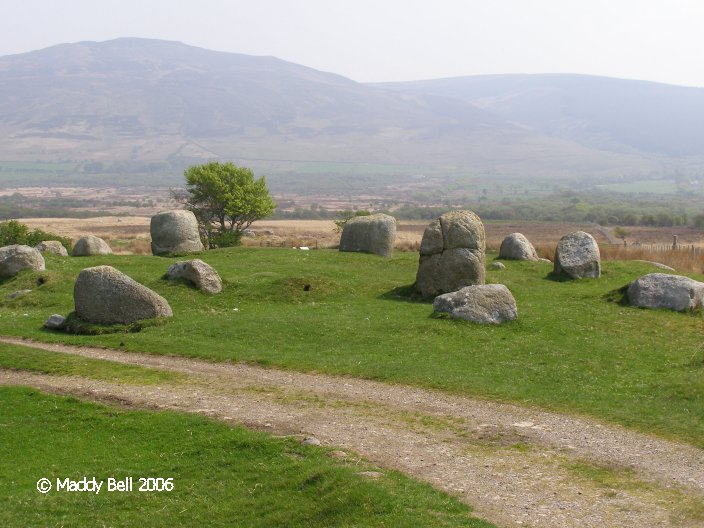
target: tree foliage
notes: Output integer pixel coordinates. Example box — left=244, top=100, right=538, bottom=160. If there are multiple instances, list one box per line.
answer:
left=0, top=220, right=72, bottom=251
left=180, top=162, right=276, bottom=248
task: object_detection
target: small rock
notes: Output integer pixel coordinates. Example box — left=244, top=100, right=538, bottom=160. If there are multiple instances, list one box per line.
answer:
left=634, top=260, right=675, bottom=271
left=329, top=450, right=348, bottom=459
left=166, top=259, right=222, bottom=294
left=0, top=245, right=45, bottom=277
left=433, top=284, right=518, bottom=324
left=74, top=265, right=172, bottom=325
left=35, top=240, right=69, bottom=257
left=553, top=231, right=600, bottom=279
left=499, top=233, right=539, bottom=261
left=44, top=314, right=66, bottom=330
left=492, top=261, right=506, bottom=270
left=72, top=235, right=112, bottom=256
left=627, top=273, right=704, bottom=312
left=7, top=289, right=32, bottom=299
left=512, top=421, right=535, bottom=428
left=301, top=437, right=321, bottom=446
left=242, top=229, right=256, bottom=237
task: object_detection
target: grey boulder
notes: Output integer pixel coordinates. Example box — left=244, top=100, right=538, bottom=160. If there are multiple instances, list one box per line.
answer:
left=167, top=259, right=222, bottom=294
left=35, top=240, right=68, bottom=257
left=627, top=273, right=704, bottom=312
left=433, top=284, right=518, bottom=324
left=44, top=314, right=66, bottom=330
left=72, top=235, right=112, bottom=256
left=554, top=231, right=600, bottom=279
left=492, top=261, right=506, bottom=270
left=499, top=233, right=538, bottom=261
left=416, top=210, right=486, bottom=297
left=74, top=265, right=172, bottom=325
left=339, top=213, right=396, bottom=258
left=150, top=210, right=204, bottom=256
left=0, top=245, right=45, bottom=278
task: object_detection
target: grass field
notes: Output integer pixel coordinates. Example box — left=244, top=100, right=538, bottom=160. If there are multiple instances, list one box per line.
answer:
left=0, top=385, right=490, bottom=527
left=1, top=248, right=703, bottom=448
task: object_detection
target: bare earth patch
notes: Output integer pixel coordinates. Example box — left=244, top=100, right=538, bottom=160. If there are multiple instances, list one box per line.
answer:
left=1, top=336, right=702, bottom=528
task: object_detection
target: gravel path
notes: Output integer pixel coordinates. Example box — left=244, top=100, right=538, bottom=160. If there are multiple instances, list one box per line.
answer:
left=2, top=336, right=703, bottom=528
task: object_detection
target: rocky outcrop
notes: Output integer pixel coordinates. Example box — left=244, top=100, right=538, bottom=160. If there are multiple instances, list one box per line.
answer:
left=72, top=235, right=112, bottom=256
left=415, top=210, right=486, bottom=297
left=166, top=259, right=222, bottom=294
left=433, top=284, right=517, bottom=324
left=553, top=231, right=600, bottom=279
left=499, top=233, right=538, bottom=261
left=627, top=273, right=704, bottom=312
left=74, top=265, right=172, bottom=325
left=35, top=240, right=68, bottom=257
left=0, top=245, right=45, bottom=278
left=150, top=210, right=204, bottom=256
left=339, top=213, right=396, bottom=258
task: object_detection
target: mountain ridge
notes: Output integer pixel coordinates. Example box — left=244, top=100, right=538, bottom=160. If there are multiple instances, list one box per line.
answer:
left=0, top=38, right=698, bottom=180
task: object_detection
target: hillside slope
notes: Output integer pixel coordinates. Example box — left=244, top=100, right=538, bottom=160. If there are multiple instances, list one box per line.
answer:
left=0, top=39, right=665, bottom=178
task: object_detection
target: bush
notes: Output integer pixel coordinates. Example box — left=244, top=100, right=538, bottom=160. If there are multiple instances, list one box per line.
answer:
left=0, top=220, right=72, bottom=252
left=209, top=230, right=242, bottom=249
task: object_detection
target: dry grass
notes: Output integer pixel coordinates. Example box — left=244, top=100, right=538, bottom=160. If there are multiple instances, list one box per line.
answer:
left=599, top=245, right=704, bottom=274
left=536, top=243, right=704, bottom=274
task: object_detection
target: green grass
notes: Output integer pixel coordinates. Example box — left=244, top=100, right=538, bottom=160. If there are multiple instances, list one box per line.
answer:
left=0, top=342, right=185, bottom=385
left=1, top=249, right=703, bottom=447
left=0, top=386, right=491, bottom=527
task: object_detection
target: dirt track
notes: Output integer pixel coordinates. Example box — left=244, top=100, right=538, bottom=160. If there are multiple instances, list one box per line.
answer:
left=1, top=336, right=703, bottom=528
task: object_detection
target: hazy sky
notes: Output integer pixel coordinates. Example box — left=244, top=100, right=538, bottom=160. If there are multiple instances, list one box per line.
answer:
left=2, top=0, right=704, bottom=86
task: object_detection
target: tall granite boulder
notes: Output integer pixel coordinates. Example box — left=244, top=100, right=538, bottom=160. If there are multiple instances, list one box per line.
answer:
left=35, top=240, right=69, bottom=257
left=0, top=245, right=45, bottom=278
left=74, top=265, right=172, bottom=325
left=553, top=231, right=601, bottom=279
left=150, top=210, right=204, bottom=256
left=166, top=259, right=222, bottom=294
left=415, top=210, right=486, bottom=297
left=339, top=213, right=396, bottom=258
left=499, top=233, right=538, bottom=261
left=72, top=235, right=112, bottom=256
left=433, top=284, right=518, bottom=324
left=627, top=273, right=704, bottom=312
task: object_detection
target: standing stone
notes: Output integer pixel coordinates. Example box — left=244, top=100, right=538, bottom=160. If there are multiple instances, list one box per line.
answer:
left=553, top=231, right=601, bottom=279
left=35, top=240, right=69, bottom=257
left=627, top=273, right=704, bottom=312
left=150, top=210, right=204, bottom=256
left=415, top=211, right=486, bottom=297
left=499, top=233, right=538, bottom=261
left=0, top=245, right=45, bottom=278
left=74, top=265, right=172, bottom=325
left=72, top=235, right=112, bottom=256
left=433, top=284, right=518, bottom=324
left=166, top=259, right=222, bottom=294
left=339, top=213, right=396, bottom=258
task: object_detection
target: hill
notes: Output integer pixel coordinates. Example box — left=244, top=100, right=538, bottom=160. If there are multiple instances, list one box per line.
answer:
left=0, top=39, right=671, bottom=181
left=375, top=74, right=704, bottom=157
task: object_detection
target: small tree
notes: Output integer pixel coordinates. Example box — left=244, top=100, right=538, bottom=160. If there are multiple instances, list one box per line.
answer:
left=614, top=226, right=630, bottom=246
left=179, top=162, right=276, bottom=248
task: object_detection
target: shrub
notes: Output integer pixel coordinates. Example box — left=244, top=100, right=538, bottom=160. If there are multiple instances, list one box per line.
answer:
left=0, top=220, right=72, bottom=252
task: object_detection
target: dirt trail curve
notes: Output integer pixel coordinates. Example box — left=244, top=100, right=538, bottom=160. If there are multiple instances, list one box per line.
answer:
left=1, top=336, right=703, bottom=528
